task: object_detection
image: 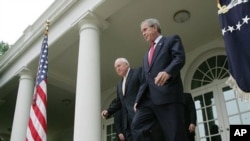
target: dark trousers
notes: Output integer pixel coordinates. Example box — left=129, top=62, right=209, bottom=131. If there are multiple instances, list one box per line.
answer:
left=150, top=122, right=165, bottom=141
left=131, top=98, right=188, bottom=141
left=125, top=130, right=132, bottom=141
left=187, top=132, right=195, bottom=141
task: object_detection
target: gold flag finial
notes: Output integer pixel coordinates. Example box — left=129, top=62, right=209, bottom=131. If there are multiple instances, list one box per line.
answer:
left=45, top=19, right=50, bottom=35
left=217, top=0, right=229, bottom=14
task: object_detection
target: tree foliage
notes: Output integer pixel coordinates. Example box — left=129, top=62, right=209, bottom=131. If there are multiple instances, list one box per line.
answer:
left=0, top=41, right=10, bottom=56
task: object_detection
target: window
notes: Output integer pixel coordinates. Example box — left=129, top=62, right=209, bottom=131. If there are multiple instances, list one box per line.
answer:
left=191, top=55, right=229, bottom=89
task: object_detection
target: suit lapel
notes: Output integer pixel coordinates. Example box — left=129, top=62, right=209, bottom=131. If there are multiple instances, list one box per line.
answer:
left=119, top=80, right=123, bottom=96
left=124, top=69, right=133, bottom=95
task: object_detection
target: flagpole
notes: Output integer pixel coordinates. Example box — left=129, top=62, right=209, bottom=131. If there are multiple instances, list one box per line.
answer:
left=32, top=20, right=50, bottom=104
left=26, top=20, right=50, bottom=141
left=45, top=20, right=50, bottom=35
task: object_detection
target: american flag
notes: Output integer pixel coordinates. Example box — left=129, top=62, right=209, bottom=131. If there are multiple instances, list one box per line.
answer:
left=26, top=26, right=49, bottom=141
left=217, top=0, right=250, bottom=101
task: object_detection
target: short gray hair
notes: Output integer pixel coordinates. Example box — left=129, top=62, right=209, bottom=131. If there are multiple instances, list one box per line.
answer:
left=141, top=18, right=161, bottom=34
left=115, top=57, right=130, bottom=66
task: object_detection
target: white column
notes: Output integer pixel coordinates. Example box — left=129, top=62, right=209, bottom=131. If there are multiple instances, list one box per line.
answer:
left=73, top=15, right=108, bottom=141
left=10, top=68, right=34, bottom=141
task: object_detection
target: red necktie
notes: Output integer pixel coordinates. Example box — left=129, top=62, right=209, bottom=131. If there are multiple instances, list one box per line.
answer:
left=148, top=42, right=155, bottom=65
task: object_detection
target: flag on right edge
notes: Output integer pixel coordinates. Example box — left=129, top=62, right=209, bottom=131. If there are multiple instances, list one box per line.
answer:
left=217, top=0, right=250, bottom=101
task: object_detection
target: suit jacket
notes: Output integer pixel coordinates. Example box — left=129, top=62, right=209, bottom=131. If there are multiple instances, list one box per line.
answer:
left=136, top=35, right=185, bottom=105
left=114, top=110, right=123, bottom=139
left=183, top=93, right=197, bottom=135
left=108, top=67, right=142, bottom=131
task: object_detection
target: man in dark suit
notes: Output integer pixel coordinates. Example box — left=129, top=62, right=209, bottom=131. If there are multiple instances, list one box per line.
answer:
left=183, top=93, right=197, bottom=141
left=101, top=57, right=142, bottom=141
left=131, top=18, right=188, bottom=141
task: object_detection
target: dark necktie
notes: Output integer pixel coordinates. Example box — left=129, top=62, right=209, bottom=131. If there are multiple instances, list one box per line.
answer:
left=148, top=42, right=155, bottom=65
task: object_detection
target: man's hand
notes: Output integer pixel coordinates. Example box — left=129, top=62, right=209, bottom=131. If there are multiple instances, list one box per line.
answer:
left=189, top=123, right=196, bottom=133
left=118, top=133, right=125, bottom=141
left=101, top=110, right=109, bottom=119
left=154, top=71, right=170, bottom=86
